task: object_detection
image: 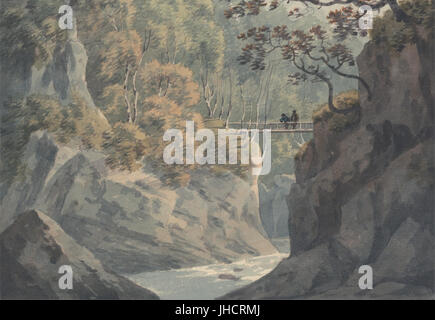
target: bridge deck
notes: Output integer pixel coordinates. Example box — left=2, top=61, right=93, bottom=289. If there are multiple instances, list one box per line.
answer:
left=226, top=122, right=314, bottom=133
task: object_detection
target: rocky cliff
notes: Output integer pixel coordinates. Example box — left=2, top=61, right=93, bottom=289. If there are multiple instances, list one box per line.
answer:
left=0, top=17, right=108, bottom=124
left=223, top=30, right=434, bottom=299
left=0, top=14, right=276, bottom=275
left=259, top=174, right=294, bottom=239
left=0, top=210, right=158, bottom=300
left=0, top=131, right=276, bottom=274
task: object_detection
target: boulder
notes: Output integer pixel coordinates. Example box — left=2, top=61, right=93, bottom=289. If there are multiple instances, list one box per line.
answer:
left=0, top=210, right=158, bottom=300
left=1, top=132, right=276, bottom=274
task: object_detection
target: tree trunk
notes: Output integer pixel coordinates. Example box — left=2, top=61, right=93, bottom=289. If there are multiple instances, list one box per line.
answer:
left=255, top=72, right=266, bottom=128
left=211, top=76, right=221, bottom=118
left=248, top=103, right=253, bottom=129
left=218, top=78, right=225, bottom=120
left=132, top=30, right=152, bottom=124
left=132, top=53, right=146, bottom=124
left=319, top=74, right=359, bottom=114
left=263, top=65, right=274, bottom=124
left=225, top=72, right=233, bottom=128
left=294, top=57, right=359, bottom=115
left=239, top=84, right=246, bottom=128
left=123, top=63, right=133, bottom=123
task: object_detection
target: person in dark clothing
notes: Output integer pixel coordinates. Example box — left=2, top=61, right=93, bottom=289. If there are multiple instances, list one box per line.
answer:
left=290, top=110, right=299, bottom=129
left=280, top=113, right=290, bottom=129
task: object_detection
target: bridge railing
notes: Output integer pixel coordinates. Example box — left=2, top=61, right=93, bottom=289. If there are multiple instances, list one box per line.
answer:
left=227, top=122, right=313, bottom=131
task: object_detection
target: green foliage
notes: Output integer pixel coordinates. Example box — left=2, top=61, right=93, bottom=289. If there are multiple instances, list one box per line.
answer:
left=371, top=0, right=433, bottom=52
left=0, top=0, right=67, bottom=68
left=313, top=90, right=360, bottom=133
left=0, top=0, right=366, bottom=185
left=102, top=123, right=149, bottom=172
left=76, top=0, right=224, bottom=119
left=0, top=94, right=109, bottom=184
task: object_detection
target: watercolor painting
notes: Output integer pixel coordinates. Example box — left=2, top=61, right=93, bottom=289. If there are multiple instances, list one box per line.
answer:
left=0, top=0, right=433, bottom=300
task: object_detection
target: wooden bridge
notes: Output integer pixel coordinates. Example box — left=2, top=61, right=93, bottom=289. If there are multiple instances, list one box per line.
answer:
left=226, top=122, right=313, bottom=133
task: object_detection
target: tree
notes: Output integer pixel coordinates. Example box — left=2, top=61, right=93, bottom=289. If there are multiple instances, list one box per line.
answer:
left=224, top=0, right=410, bottom=23
left=239, top=84, right=247, bottom=126
left=224, top=0, right=412, bottom=114
left=137, top=60, right=202, bottom=144
left=78, top=0, right=224, bottom=122
left=102, top=122, right=149, bottom=171
left=237, top=24, right=372, bottom=113
left=97, top=28, right=153, bottom=124
left=140, top=60, right=200, bottom=108
left=100, top=0, right=154, bottom=124
left=225, top=70, right=234, bottom=128
left=77, top=0, right=155, bottom=124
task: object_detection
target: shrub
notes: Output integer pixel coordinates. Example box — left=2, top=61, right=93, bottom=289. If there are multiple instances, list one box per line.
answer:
left=61, top=93, right=110, bottom=149
left=0, top=93, right=110, bottom=184
left=102, top=123, right=150, bottom=172
left=371, top=0, right=433, bottom=53
left=0, top=1, right=67, bottom=68
left=313, top=90, right=360, bottom=133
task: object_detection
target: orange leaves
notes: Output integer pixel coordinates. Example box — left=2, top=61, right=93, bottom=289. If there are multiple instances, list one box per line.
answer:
left=246, top=0, right=268, bottom=15
left=327, top=43, right=354, bottom=65
left=272, top=25, right=289, bottom=40
left=136, top=59, right=202, bottom=149
left=225, top=0, right=268, bottom=18
left=309, top=25, right=326, bottom=40
left=103, top=122, right=149, bottom=171
left=141, top=60, right=200, bottom=109
left=288, top=7, right=304, bottom=18
left=237, top=33, right=247, bottom=40
left=145, top=96, right=182, bottom=119
left=270, top=0, right=280, bottom=10
left=325, top=5, right=363, bottom=41
left=258, top=25, right=269, bottom=32
left=247, top=28, right=257, bottom=38
left=290, top=30, right=315, bottom=53
left=99, top=30, right=142, bottom=80
left=224, top=9, right=234, bottom=19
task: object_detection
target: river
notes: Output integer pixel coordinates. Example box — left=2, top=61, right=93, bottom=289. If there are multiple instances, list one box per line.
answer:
left=126, top=238, right=290, bottom=300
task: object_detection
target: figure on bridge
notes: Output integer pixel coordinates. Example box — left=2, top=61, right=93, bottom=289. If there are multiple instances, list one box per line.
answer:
left=280, top=113, right=290, bottom=129
left=290, top=110, right=299, bottom=129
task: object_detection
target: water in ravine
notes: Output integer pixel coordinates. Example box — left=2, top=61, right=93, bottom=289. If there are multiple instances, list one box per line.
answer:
left=126, top=238, right=290, bottom=300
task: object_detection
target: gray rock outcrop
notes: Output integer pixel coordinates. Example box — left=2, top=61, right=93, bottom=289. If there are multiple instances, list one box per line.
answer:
left=0, top=17, right=108, bottom=123
left=0, top=210, right=159, bottom=300
left=222, top=31, right=434, bottom=299
left=259, top=174, right=294, bottom=238
left=0, top=131, right=276, bottom=274
left=0, top=16, right=276, bottom=275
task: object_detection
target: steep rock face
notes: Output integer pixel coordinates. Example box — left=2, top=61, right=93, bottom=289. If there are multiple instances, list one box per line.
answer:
left=0, top=132, right=276, bottom=274
left=259, top=174, right=294, bottom=238
left=0, top=132, right=58, bottom=228
left=0, top=20, right=107, bottom=123
left=0, top=19, right=275, bottom=273
left=39, top=156, right=275, bottom=273
left=223, top=32, right=434, bottom=299
left=0, top=210, right=158, bottom=300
